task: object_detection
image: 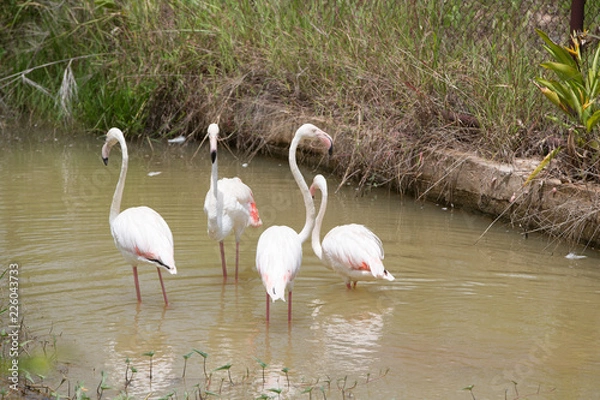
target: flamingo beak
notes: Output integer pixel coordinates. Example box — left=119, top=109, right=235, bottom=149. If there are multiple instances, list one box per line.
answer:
left=209, top=132, right=218, bottom=164
left=101, top=141, right=112, bottom=165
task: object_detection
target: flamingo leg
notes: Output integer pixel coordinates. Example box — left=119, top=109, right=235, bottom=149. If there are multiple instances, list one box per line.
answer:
left=266, top=292, right=270, bottom=323
left=235, top=241, right=240, bottom=282
left=157, top=267, right=169, bottom=305
left=346, top=282, right=352, bottom=290
left=219, top=241, right=227, bottom=279
left=353, top=281, right=357, bottom=289
left=287, top=290, right=292, bottom=322
left=132, top=266, right=142, bottom=303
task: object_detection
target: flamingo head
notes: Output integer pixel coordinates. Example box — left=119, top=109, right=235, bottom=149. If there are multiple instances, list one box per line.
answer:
left=310, top=174, right=327, bottom=198
left=296, top=124, right=334, bottom=155
left=102, top=127, right=125, bottom=165
left=381, top=269, right=395, bottom=281
left=208, top=123, right=219, bottom=164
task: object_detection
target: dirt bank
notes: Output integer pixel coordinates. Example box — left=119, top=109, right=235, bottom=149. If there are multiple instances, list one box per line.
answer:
left=413, top=150, right=600, bottom=248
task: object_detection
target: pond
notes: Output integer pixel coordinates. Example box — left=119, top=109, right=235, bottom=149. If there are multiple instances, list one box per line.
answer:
left=2, top=127, right=600, bottom=399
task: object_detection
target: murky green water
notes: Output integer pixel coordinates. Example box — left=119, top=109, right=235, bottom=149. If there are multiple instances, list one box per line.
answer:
left=1, top=128, right=600, bottom=399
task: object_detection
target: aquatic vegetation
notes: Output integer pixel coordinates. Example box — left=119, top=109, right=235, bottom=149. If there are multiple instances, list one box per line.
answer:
left=142, top=351, right=156, bottom=380
left=182, top=352, right=193, bottom=379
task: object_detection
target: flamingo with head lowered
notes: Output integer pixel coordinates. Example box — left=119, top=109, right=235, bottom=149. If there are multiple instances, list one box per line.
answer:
left=255, top=124, right=333, bottom=322
left=102, top=127, right=177, bottom=305
left=204, top=123, right=262, bottom=281
left=310, top=174, right=395, bottom=289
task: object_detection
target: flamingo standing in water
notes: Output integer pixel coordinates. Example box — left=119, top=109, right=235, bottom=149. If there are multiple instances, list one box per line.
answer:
left=309, top=174, right=395, bottom=289
left=256, top=124, right=333, bottom=322
left=102, top=128, right=177, bottom=305
left=204, top=123, right=262, bottom=281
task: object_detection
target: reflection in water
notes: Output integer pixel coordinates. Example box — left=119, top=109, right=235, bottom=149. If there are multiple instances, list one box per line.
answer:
left=103, top=306, right=178, bottom=395
left=310, top=298, right=394, bottom=370
left=2, top=132, right=600, bottom=399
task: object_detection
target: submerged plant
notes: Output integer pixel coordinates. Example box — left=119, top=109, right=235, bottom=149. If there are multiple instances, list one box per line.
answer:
left=182, top=351, right=193, bottom=379
left=462, top=384, right=476, bottom=400
left=143, top=351, right=156, bottom=380
left=256, top=358, right=268, bottom=384
left=281, top=367, right=290, bottom=388
left=193, top=349, right=209, bottom=379
left=96, top=371, right=111, bottom=400
left=124, top=357, right=137, bottom=387
left=213, top=363, right=233, bottom=385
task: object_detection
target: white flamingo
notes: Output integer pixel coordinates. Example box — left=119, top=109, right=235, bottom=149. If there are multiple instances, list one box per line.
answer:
left=203, top=123, right=262, bottom=281
left=310, top=174, right=395, bottom=289
left=102, top=128, right=177, bottom=305
left=256, top=124, right=333, bottom=322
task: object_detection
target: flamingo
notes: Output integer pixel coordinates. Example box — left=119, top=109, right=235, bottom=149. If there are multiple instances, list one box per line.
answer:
left=309, top=174, right=395, bottom=289
left=203, top=123, right=262, bottom=281
left=102, top=127, right=177, bottom=305
left=256, top=124, right=333, bottom=322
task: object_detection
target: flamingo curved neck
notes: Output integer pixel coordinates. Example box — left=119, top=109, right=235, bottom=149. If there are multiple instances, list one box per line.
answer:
left=289, top=135, right=315, bottom=243
left=210, top=151, right=223, bottom=228
left=110, top=137, right=128, bottom=225
left=210, top=155, right=219, bottom=196
left=311, top=184, right=327, bottom=260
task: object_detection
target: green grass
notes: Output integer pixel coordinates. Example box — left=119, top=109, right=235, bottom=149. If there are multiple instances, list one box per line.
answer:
left=0, top=0, right=591, bottom=186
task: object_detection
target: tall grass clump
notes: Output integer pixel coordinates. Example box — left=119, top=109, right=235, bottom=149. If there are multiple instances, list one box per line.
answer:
left=0, top=1, right=570, bottom=182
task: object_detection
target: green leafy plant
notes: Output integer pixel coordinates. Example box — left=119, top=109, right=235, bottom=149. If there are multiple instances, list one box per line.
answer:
left=534, top=29, right=600, bottom=176
left=535, top=29, right=600, bottom=133
left=182, top=351, right=193, bottom=379
left=193, top=349, right=209, bottom=379
left=256, top=358, right=268, bottom=384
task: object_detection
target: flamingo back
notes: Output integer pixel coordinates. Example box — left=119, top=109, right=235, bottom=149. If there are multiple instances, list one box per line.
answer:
left=256, top=226, right=302, bottom=302
left=204, top=177, right=261, bottom=241
left=111, top=206, right=177, bottom=274
left=322, top=223, right=393, bottom=281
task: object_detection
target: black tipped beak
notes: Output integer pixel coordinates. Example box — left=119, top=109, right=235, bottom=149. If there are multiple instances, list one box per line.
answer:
left=102, top=157, right=109, bottom=166
left=210, top=150, right=217, bottom=163
left=328, top=144, right=333, bottom=156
